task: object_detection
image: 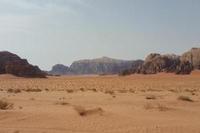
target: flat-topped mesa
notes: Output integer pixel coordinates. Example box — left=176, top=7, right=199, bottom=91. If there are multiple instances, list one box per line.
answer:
left=0, top=51, right=46, bottom=78
left=48, top=56, right=144, bottom=75
left=69, top=57, right=143, bottom=75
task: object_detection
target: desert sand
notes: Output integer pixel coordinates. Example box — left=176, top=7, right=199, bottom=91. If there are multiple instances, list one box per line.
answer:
left=0, top=72, right=200, bottom=133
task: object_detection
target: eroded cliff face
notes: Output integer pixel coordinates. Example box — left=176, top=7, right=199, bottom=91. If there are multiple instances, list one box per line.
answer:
left=49, top=57, right=143, bottom=75
left=181, top=48, right=200, bottom=69
left=138, top=54, right=181, bottom=74
left=0, top=51, right=46, bottom=78
left=136, top=53, right=193, bottom=75
left=69, top=57, right=143, bottom=75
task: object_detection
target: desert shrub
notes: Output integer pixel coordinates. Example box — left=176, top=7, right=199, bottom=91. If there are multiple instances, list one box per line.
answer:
left=66, top=89, right=74, bottom=93
left=90, top=88, right=97, bottom=92
left=178, top=96, right=193, bottom=102
left=79, top=88, right=85, bottom=92
left=146, top=95, right=156, bottom=100
left=73, top=106, right=103, bottom=116
left=0, top=100, right=13, bottom=110
left=55, top=101, right=70, bottom=106
left=24, top=88, right=42, bottom=92
left=105, top=90, right=115, bottom=95
left=129, top=89, right=135, bottom=93
left=7, top=89, right=21, bottom=93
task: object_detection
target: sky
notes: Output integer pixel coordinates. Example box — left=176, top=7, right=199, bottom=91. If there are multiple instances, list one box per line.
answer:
left=0, top=0, right=200, bottom=70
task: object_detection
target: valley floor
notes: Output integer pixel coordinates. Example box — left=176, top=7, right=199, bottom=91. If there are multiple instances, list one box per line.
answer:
left=0, top=72, right=200, bottom=133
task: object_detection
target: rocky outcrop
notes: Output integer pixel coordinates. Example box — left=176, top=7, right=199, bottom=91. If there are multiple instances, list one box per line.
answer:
left=120, top=49, right=197, bottom=75
left=180, top=48, right=200, bottom=69
left=0, top=51, right=46, bottom=78
left=48, top=64, right=73, bottom=75
left=138, top=54, right=181, bottom=74
left=175, top=61, right=193, bottom=74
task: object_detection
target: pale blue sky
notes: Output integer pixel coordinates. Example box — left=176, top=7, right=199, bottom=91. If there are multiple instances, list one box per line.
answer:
left=0, top=0, right=199, bottom=70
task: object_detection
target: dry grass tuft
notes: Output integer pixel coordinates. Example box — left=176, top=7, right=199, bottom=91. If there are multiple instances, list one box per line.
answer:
left=129, top=89, right=135, bottom=93
left=178, top=96, right=194, bottom=102
left=73, top=106, right=104, bottom=116
left=55, top=101, right=70, bottom=106
left=7, top=89, right=21, bottom=93
left=146, top=95, right=156, bottom=100
left=79, top=88, right=85, bottom=92
left=24, top=88, right=42, bottom=92
left=66, top=89, right=74, bottom=93
left=105, top=90, right=115, bottom=95
left=0, top=100, right=13, bottom=110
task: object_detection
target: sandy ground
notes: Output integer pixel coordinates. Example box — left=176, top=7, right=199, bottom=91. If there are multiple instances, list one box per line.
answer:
left=0, top=73, right=200, bottom=133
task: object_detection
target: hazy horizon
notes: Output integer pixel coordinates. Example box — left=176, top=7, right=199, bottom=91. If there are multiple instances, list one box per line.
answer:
left=0, top=0, right=200, bottom=70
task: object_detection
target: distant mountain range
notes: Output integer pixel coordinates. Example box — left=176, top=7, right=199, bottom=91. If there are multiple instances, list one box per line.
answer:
left=48, top=57, right=143, bottom=75
left=0, top=47, right=199, bottom=78
left=48, top=48, right=200, bottom=76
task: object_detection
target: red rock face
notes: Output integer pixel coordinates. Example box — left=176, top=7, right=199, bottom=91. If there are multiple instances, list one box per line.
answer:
left=0, top=51, right=46, bottom=78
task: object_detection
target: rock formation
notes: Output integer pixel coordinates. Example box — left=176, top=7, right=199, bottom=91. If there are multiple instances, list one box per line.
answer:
left=180, top=48, right=200, bottom=69
left=48, top=64, right=73, bottom=75
left=0, top=51, right=46, bottom=78
left=138, top=54, right=181, bottom=74
left=48, top=57, right=143, bottom=75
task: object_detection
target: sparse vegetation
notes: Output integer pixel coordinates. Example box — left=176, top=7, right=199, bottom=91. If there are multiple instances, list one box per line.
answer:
left=24, top=88, right=42, bottom=92
left=73, top=106, right=103, bottom=116
left=0, top=100, right=13, bottom=110
left=55, top=101, right=70, bottom=106
left=105, top=90, right=115, bottom=95
left=79, top=88, right=85, bottom=92
left=146, top=95, right=156, bottom=100
left=66, top=89, right=74, bottom=93
left=7, top=89, right=21, bottom=93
